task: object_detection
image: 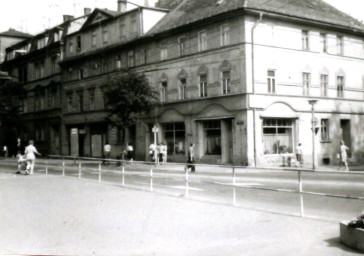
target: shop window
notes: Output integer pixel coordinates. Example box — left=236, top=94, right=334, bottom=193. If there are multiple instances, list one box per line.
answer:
left=164, top=123, right=185, bottom=155
left=263, top=119, right=293, bottom=155
left=203, top=121, right=221, bottom=155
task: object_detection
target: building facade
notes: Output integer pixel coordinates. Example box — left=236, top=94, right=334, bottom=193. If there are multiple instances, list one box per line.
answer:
left=2, top=0, right=364, bottom=166
left=0, top=29, right=32, bottom=63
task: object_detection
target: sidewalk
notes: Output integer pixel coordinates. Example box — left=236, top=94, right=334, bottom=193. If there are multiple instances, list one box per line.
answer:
left=0, top=173, right=361, bottom=256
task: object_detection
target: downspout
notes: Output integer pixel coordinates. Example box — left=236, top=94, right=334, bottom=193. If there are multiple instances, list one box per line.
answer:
left=251, top=12, right=263, bottom=167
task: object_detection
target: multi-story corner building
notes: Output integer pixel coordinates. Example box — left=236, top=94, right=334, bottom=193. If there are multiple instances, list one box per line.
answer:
left=1, top=13, right=89, bottom=155
left=0, top=29, right=32, bottom=63
left=60, top=1, right=168, bottom=157
left=3, top=0, right=364, bottom=167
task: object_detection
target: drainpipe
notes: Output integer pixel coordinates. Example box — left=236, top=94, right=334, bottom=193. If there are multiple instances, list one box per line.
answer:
left=251, top=12, right=263, bottom=167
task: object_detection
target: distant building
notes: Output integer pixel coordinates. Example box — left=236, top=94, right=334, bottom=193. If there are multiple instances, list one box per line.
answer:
left=0, top=29, right=32, bottom=63
left=2, top=0, right=364, bottom=167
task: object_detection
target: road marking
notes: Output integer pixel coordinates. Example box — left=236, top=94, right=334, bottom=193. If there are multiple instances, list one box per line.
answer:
left=216, top=182, right=263, bottom=187
left=169, top=186, right=203, bottom=191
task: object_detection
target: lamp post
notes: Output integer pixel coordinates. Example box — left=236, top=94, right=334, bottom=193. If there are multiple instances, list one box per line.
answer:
left=308, top=100, right=318, bottom=170
left=152, top=124, right=159, bottom=163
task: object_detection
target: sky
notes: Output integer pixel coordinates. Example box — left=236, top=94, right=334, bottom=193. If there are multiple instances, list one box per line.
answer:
left=0, top=0, right=364, bottom=35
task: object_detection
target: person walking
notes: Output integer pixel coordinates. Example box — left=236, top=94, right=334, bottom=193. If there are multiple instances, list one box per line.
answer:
left=16, top=138, right=23, bottom=157
left=295, top=142, right=303, bottom=167
left=24, top=140, right=41, bottom=175
left=2, top=145, right=8, bottom=157
left=338, top=140, right=350, bottom=172
left=126, top=142, right=134, bottom=163
left=104, top=142, right=111, bottom=165
left=186, top=143, right=195, bottom=173
left=149, top=143, right=156, bottom=162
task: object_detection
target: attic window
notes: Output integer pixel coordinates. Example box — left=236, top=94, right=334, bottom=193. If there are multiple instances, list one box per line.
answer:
left=216, top=0, right=224, bottom=5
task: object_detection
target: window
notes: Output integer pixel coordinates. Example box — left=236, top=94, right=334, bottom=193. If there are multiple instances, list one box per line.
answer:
left=119, top=23, right=126, bottom=39
left=164, top=123, right=185, bottom=155
left=54, top=31, right=60, bottom=42
left=128, top=50, right=134, bottom=67
left=178, top=78, right=187, bottom=100
left=39, top=90, right=45, bottom=110
left=69, top=41, right=74, bottom=53
left=263, top=119, right=294, bottom=154
left=116, top=54, right=122, bottom=69
left=131, top=19, right=137, bottom=34
left=35, top=62, right=45, bottom=79
left=23, top=97, right=28, bottom=113
left=78, top=92, right=84, bottom=112
left=320, top=33, right=327, bottom=53
left=267, top=70, right=276, bottom=94
left=49, top=89, right=57, bottom=108
left=137, top=50, right=146, bottom=65
left=18, top=66, right=27, bottom=83
left=337, top=35, right=343, bottom=55
left=51, top=57, right=57, bottom=74
left=320, top=74, right=328, bottom=97
left=198, top=31, right=207, bottom=51
left=37, top=38, right=46, bottom=49
left=337, top=76, right=344, bottom=98
left=221, top=71, right=231, bottom=95
left=79, top=68, right=84, bottom=80
left=91, top=31, right=97, bottom=47
left=160, top=81, right=167, bottom=103
left=102, top=60, right=108, bottom=73
left=67, top=93, right=73, bottom=112
left=321, top=119, right=329, bottom=141
left=302, top=30, right=309, bottom=50
left=204, top=121, right=221, bottom=155
left=221, top=24, right=230, bottom=46
left=160, top=47, right=167, bottom=60
left=199, top=74, right=208, bottom=97
left=89, top=89, right=95, bottom=110
left=302, top=72, right=310, bottom=95
left=102, top=28, right=108, bottom=43
left=178, top=36, right=186, bottom=56
left=77, top=36, right=81, bottom=51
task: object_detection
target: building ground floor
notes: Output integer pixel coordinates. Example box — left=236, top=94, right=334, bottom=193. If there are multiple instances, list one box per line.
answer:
left=59, top=95, right=364, bottom=167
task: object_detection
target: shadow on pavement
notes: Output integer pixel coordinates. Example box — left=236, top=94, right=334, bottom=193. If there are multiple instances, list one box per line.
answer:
left=325, top=237, right=361, bottom=254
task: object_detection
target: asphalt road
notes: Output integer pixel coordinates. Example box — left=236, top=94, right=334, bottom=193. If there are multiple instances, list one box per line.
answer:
left=1, top=158, right=363, bottom=222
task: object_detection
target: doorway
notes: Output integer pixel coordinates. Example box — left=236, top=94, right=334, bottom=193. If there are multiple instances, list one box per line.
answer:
left=340, top=119, right=352, bottom=158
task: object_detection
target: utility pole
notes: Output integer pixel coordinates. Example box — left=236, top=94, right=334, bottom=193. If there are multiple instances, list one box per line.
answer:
left=308, top=100, right=318, bottom=170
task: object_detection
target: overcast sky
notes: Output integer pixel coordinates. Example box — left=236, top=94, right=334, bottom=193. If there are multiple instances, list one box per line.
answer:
left=0, top=0, right=364, bottom=35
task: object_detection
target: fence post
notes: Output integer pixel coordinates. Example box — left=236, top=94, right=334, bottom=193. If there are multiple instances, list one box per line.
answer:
left=78, top=161, right=82, bottom=179
left=62, top=159, right=65, bottom=176
left=122, top=161, right=125, bottom=174
left=185, top=165, right=189, bottom=182
left=150, top=163, right=153, bottom=192
left=98, top=163, right=102, bottom=182
left=298, top=170, right=304, bottom=217
left=232, top=166, right=236, bottom=186
left=45, top=158, right=48, bottom=175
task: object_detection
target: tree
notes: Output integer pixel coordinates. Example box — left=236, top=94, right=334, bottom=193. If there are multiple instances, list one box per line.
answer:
left=103, top=71, right=158, bottom=143
left=0, top=80, right=25, bottom=154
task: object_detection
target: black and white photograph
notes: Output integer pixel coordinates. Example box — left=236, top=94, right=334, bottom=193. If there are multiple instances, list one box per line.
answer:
left=0, top=0, right=364, bottom=255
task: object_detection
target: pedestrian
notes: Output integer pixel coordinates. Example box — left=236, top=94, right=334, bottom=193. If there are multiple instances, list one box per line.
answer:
left=149, top=143, right=156, bottom=162
left=16, top=138, right=23, bottom=157
left=161, top=142, right=168, bottom=163
left=2, top=145, right=8, bottom=157
left=157, top=143, right=163, bottom=163
left=127, top=142, right=134, bottom=163
left=296, top=142, right=303, bottom=167
left=186, top=143, right=195, bottom=173
left=338, top=140, right=350, bottom=172
left=24, top=140, right=41, bottom=175
left=104, top=142, right=111, bottom=165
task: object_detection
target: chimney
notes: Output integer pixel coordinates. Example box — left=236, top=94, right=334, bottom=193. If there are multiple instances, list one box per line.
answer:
left=117, top=0, right=127, bottom=12
left=84, top=8, right=92, bottom=15
left=63, top=15, right=74, bottom=22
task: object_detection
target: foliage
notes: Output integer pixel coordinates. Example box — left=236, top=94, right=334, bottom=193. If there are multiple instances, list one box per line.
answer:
left=103, top=71, right=158, bottom=142
left=0, top=80, right=25, bottom=150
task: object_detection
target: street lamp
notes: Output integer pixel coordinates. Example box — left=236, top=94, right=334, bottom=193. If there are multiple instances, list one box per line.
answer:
left=152, top=124, right=159, bottom=163
left=308, top=100, right=318, bottom=170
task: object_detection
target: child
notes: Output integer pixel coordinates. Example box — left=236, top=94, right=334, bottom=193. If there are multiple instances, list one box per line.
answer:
left=16, top=152, right=28, bottom=175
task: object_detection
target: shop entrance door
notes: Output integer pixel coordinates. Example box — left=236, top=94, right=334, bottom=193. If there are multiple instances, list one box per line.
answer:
left=91, top=134, right=103, bottom=157
left=340, top=120, right=352, bottom=158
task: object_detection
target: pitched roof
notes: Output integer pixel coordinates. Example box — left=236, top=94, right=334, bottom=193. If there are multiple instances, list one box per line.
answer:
left=0, top=28, right=32, bottom=38
left=148, top=0, right=364, bottom=35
